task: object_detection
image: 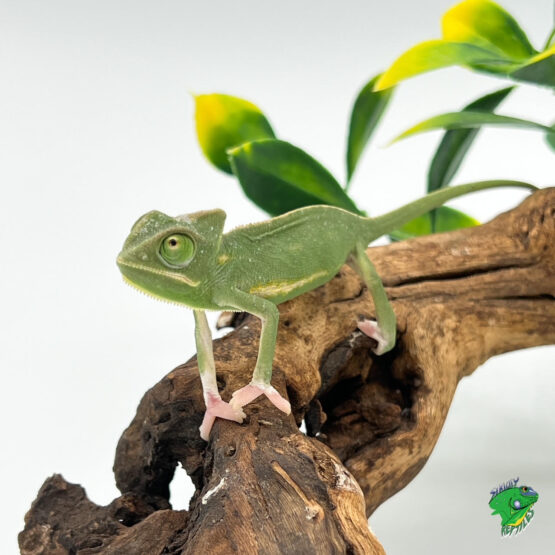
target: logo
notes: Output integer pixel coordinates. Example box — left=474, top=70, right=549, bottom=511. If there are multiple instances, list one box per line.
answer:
left=489, top=477, right=538, bottom=537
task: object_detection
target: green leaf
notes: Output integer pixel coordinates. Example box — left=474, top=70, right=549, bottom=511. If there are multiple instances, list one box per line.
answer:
left=394, top=111, right=553, bottom=142
left=510, top=44, right=555, bottom=87
left=442, top=0, right=536, bottom=60
left=375, top=1, right=554, bottom=90
left=194, top=93, right=275, bottom=174
left=346, top=74, right=394, bottom=185
left=374, top=40, right=506, bottom=90
left=428, top=86, right=514, bottom=193
left=389, top=206, right=479, bottom=241
left=545, top=27, right=555, bottom=50
left=228, top=139, right=362, bottom=216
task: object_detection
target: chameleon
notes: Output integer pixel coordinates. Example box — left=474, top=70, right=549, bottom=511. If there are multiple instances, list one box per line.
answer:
left=489, top=485, right=538, bottom=528
left=116, top=180, right=535, bottom=440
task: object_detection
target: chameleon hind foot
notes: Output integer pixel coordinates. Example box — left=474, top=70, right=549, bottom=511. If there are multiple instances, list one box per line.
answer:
left=357, top=318, right=392, bottom=355
left=199, top=391, right=246, bottom=441
left=230, top=382, right=291, bottom=415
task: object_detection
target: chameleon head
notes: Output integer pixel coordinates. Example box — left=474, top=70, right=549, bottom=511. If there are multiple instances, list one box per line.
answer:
left=515, top=485, right=539, bottom=508
left=116, top=208, right=226, bottom=306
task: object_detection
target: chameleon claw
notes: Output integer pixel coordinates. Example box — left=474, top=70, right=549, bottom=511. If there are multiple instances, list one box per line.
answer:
left=357, top=318, right=391, bottom=355
left=199, top=391, right=246, bottom=441
left=230, top=382, right=291, bottom=415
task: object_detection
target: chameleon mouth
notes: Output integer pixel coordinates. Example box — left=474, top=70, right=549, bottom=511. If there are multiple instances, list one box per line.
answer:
left=116, top=257, right=200, bottom=287
left=121, top=275, right=184, bottom=307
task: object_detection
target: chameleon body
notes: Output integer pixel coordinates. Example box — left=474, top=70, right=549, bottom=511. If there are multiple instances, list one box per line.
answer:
left=117, top=180, right=535, bottom=439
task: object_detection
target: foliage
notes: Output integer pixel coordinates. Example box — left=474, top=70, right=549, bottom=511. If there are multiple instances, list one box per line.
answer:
left=195, top=94, right=275, bottom=174
left=194, top=0, right=553, bottom=239
left=228, top=140, right=362, bottom=217
left=375, top=0, right=555, bottom=90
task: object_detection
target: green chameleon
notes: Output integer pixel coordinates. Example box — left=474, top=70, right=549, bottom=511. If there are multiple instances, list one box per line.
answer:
left=117, top=180, right=535, bottom=440
left=489, top=485, right=538, bottom=528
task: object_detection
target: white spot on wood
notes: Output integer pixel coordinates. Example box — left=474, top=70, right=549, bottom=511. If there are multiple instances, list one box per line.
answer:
left=333, top=461, right=363, bottom=495
left=201, top=477, right=226, bottom=504
left=305, top=506, right=320, bottom=520
left=450, top=246, right=471, bottom=256
left=348, top=331, right=363, bottom=347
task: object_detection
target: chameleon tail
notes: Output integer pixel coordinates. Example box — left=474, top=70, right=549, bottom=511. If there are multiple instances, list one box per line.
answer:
left=367, top=180, right=537, bottom=239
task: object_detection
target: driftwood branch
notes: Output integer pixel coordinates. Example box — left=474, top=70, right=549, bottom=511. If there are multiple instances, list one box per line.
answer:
left=20, top=189, right=554, bottom=554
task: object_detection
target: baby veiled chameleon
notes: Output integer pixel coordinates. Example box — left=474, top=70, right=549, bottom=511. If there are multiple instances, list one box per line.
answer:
left=117, top=180, right=535, bottom=440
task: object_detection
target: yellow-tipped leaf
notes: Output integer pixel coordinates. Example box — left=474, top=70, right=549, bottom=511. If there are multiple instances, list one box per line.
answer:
left=442, top=0, right=536, bottom=60
left=375, top=0, right=555, bottom=90
left=374, top=40, right=502, bottom=91
left=195, top=93, right=275, bottom=174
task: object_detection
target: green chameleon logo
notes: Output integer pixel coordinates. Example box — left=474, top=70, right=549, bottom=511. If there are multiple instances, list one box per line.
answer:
left=489, top=478, right=538, bottom=537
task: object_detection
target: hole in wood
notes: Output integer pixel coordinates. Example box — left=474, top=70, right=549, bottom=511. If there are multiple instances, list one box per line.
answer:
left=169, top=463, right=195, bottom=511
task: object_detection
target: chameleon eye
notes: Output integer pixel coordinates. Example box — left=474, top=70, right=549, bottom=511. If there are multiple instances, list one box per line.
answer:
left=160, top=234, right=195, bottom=267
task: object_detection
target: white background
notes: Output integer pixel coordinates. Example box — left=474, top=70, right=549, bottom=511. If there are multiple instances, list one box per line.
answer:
left=1, top=1, right=554, bottom=553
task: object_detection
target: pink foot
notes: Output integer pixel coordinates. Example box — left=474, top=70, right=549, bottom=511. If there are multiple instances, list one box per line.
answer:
left=199, top=392, right=246, bottom=441
left=230, top=382, right=291, bottom=415
left=357, top=318, right=389, bottom=355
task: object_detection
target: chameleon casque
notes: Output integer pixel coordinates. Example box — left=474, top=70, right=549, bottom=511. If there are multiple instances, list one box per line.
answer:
left=117, top=180, right=535, bottom=440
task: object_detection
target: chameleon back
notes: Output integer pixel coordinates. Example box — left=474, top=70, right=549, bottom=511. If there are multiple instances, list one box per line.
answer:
left=219, top=205, right=371, bottom=305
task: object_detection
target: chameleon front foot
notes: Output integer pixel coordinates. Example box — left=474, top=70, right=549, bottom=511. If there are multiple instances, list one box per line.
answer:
left=230, top=382, right=291, bottom=415
left=199, top=391, right=246, bottom=441
left=357, top=318, right=393, bottom=355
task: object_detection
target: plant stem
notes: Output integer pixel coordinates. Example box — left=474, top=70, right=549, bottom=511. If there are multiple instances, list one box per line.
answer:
left=543, top=27, right=555, bottom=50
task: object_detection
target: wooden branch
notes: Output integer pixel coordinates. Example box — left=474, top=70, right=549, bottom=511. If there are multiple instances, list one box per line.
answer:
left=20, top=189, right=554, bottom=554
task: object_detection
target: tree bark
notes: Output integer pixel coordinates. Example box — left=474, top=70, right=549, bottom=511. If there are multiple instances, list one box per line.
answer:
left=20, top=189, right=554, bottom=554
